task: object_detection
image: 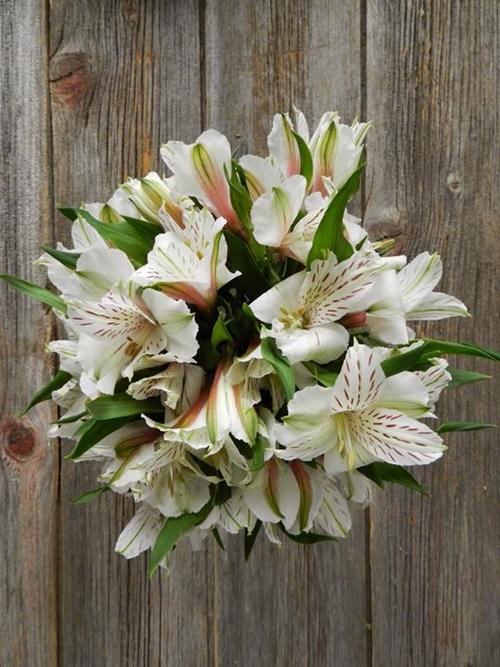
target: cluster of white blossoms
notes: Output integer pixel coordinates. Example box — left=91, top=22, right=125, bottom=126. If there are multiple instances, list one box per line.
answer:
left=5, top=108, right=496, bottom=573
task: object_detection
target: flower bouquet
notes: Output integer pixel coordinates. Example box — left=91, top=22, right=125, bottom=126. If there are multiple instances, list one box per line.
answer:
left=2, top=109, right=497, bottom=574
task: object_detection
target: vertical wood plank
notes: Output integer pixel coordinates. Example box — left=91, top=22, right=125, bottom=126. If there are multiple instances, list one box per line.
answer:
left=49, top=2, right=214, bottom=665
left=204, top=2, right=370, bottom=664
left=0, top=1, right=59, bottom=666
left=366, top=2, right=500, bottom=665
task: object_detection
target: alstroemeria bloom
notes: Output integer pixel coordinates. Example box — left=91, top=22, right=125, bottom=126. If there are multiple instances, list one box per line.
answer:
left=144, top=357, right=259, bottom=454
left=398, top=252, right=469, bottom=320
left=161, top=129, right=242, bottom=232
left=250, top=253, right=382, bottom=364
left=276, top=344, right=445, bottom=473
left=115, top=505, right=165, bottom=560
left=120, top=171, right=183, bottom=227
left=250, top=174, right=307, bottom=258
left=69, top=283, right=198, bottom=395
left=308, top=113, right=369, bottom=195
left=132, top=207, right=239, bottom=313
left=267, top=109, right=309, bottom=178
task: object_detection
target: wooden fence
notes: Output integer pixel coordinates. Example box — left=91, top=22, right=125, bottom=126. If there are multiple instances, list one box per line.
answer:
left=1, top=1, right=498, bottom=665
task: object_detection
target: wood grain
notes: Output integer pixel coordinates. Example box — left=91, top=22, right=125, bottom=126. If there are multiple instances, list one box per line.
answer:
left=205, top=2, right=369, bottom=665
left=49, top=2, right=214, bottom=665
left=0, top=1, right=59, bottom=666
left=365, top=1, right=500, bottom=665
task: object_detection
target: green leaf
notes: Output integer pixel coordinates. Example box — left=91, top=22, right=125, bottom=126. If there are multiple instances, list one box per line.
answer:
left=249, top=433, right=266, bottom=472
left=121, top=216, right=162, bottom=244
left=41, top=245, right=81, bottom=270
left=18, top=369, right=72, bottom=417
left=292, top=130, right=313, bottom=187
left=57, top=206, right=79, bottom=221
left=66, top=415, right=137, bottom=460
left=86, top=393, right=164, bottom=420
left=280, top=526, right=336, bottom=544
left=447, top=368, right=491, bottom=389
left=211, top=314, right=233, bottom=350
left=302, top=361, right=338, bottom=387
left=212, top=528, right=225, bottom=550
left=223, top=230, right=269, bottom=300
left=424, top=339, right=500, bottom=363
left=261, top=337, right=295, bottom=401
left=437, top=421, right=496, bottom=434
left=77, top=210, right=154, bottom=266
left=307, top=164, right=364, bottom=267
left=244, top=521, right=262, bottom=560
left=55, top=410, right=87, bottom=425
left=0, top=273, right=67, bottom=314
left=359, top=462, right=428, bottom=495
left=226, top=161, right=253, bottom=232
left=382, top=339, right=500, bottom=377
left=71, top=486, right=109, bottom=504
left=149, top=501, right=213, bottom=576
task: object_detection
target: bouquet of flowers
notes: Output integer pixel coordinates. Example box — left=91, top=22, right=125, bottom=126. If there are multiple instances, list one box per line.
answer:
left=2, top=109, right=497, bottom=574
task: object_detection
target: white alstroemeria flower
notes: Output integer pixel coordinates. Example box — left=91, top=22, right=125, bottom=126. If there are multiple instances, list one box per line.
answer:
left=144, top=358, right=259, bottom=453
left=397, top=252, right=469, bottom=320
left=132, top=207, right=239, bottom=313
left=84, top=187, right=139, bottom=224
left=242, top=458, right=300, bottom=530
left=41, top=245, right=136, bottom=303
left=308, top=112, right=369, bottom=195
left=276, top=344, right=445, bottom=473
left=115, top=504, right=164, bottom=560
left=69, top=283, right=198, bottom=395
left=342, top=269, right=410, bottom=346
left=415, top=357, right=451, bottom=412
left=267, top=109, right=369, bottom=195
left=161, top=129, right=242, bottom=233
left=267, top=110, right=309, bottom=178
left=250, top=174, right=306, bottom=255
left=120, top=171, right=183, bottom=227
left=199, top=489, right=257, bottom=535
left=139, top=461, right=212, bottom=518
left=127, top=363, right=205, bottom=409
left=238, top=155, right=282, bottom=200
left=249, top=253, right=382, bottom=364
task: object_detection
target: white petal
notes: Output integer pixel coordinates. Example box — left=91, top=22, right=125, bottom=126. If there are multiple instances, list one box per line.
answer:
left=267, top=113, right=301, bottom=177
left=406, top=291, right=469, bottom=320
left=141, top=288, right=199, bottom=361
left=415, top=358, right=451, bottom=406
left=330, top=344, right=385, bottom=412
left=249, top=271, right=305, bottom=323
left=276, top=323, right=348, bottom=364
left=300, top=254, right=381, bottom=326
left=376, top=371, right=430, bottom=417
left=251, top=174, right=306, bottom=247
left=351, top=408, right=446, bottom=466
left=239, top=154, right=281, bottom=200
left=313, top=474, right=352, bottom=538
left=115, top=505, right=163, bottom=559
left=397, top=252, right=442, bottom=312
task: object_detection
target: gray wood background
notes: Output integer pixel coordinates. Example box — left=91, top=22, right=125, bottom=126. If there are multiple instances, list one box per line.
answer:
left=1, top=1, right=498, bottom=665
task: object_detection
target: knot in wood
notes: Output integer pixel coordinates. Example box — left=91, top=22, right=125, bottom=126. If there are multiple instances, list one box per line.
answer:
left=446, top=173, right=462, bottom=197
left=49, top=52, right=91, bottom=110
left=1, top=418, right=36, bottom=461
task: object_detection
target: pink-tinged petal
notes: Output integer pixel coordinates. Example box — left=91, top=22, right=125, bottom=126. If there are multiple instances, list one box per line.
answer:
left=290, top=461, right=314, bottom=531
left=330, top=344, right=385, bottom=413
left=267, top=113, right=301, bottom=177
left=350, top=408, right=445, bottom=466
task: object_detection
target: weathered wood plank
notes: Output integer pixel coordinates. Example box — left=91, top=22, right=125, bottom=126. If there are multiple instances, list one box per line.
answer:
left=204, top=2, right=369, bottom=664
left=0, top=1, right=59, bottom=666
left=366, top=1, right=500, bottom=665
left=49, top=2, right=214, bottom=665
